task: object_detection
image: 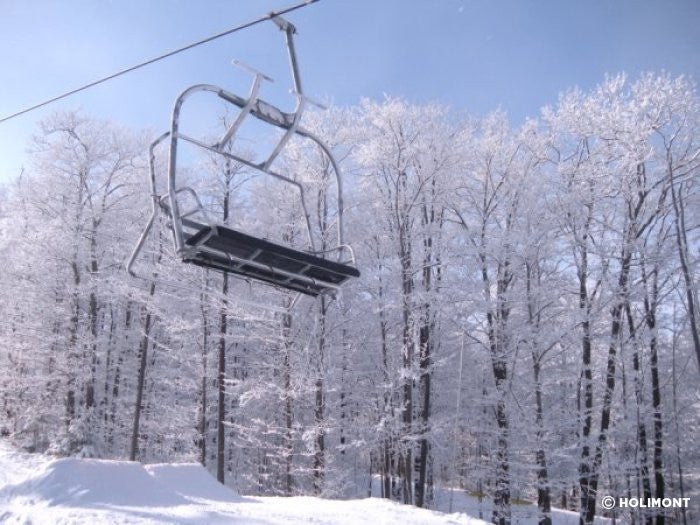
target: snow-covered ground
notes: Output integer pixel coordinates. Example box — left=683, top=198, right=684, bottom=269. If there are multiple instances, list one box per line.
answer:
left=0, top=441, right=485, bottom=524
left=0, top=440, right=611, bottom=524
left=368, top=479, right=610, bottom=524
left=428, top=488, right=610, bottom=525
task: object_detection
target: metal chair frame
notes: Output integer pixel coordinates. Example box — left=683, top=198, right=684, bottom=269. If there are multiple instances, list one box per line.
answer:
left=127, top=16, right=358, bottom=297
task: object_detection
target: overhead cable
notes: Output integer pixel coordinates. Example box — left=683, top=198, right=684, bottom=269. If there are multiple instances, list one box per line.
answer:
left=0, top=0, right=319, bottom=124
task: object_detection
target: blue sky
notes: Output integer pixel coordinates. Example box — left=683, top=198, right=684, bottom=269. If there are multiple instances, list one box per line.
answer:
left=1, top=0, right=699, bottom=181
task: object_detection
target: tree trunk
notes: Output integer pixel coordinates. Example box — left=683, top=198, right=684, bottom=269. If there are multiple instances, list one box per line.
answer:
left=625, top=301, right=653, bottom=524
left=416, top=194, right=439, bottom=509
left=199, top=280, right=210, bottom=467
left=582, top=247, right=632, bottom=523
left=399, top=218, right=414, bottom=505
left=129, top=224, right=162, bottom=462
left=577, top=203, right=596, bottom=525
left=636, top=235, right=666, bottom=525
left=129, top=297, right=154, bottom=461
left=483, top=251, right=512, bottom=525
left=313, top=296, right=327, bottom=495
left=668, top=167, right=700, bottom=375
left=282, top=304, right=294, bottom=496
left=671, top=315, right=688, bottom=525
left=216, top=272, right=228, bottom=484
left=85, top=229, right=100, bottom=412
left=375, top=237, right=393, bottom=501
left=533, top=364, right=552, bottom=525
left=415, top=318, right=431, bottom=509
left=525, top=261, right=552, bottom=525
left=216, top=175, right=233, bottom=484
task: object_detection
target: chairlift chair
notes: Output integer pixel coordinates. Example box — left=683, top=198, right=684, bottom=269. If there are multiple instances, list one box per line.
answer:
left=127, top=16, right=359, bottom=298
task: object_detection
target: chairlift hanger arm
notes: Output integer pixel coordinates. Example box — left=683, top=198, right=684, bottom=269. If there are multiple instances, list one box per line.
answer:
left=272, top=16, right=303, bottom=95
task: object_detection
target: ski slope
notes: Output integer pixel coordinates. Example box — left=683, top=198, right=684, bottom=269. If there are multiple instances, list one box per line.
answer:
left=0, top=441, right=485, bottom=524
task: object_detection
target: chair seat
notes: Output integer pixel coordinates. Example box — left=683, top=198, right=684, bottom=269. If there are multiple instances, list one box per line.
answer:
left=183, top=223, right=360, bottom=297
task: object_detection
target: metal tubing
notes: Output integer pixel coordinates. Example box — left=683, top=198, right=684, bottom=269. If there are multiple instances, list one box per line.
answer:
left=262, top=94, right=305, bottom=170
left=296, top=129, right=345, bottom=248
left=307, top=244, right=356, bottom=266
left=285, top=30, right=303, bottom=95
left=176, top=131, right=315, bottom=250
left=163, top=82, right=349, bottom=264
left=216, top=67, right=266, bottom=151
left=167, top=84, right=224, bottom=255
left=126, top=131, right=171, bottom=276
left=272, top=16, right=303, bottom=95
left=164, top=186, right=213, bottom=224
left=129, top=14, right=356, bottom=292
left=177, top=132, right=299, bottom=188
left=126, top=209, right=156, bottom=277
left=262, top=15, right=304, bottom=170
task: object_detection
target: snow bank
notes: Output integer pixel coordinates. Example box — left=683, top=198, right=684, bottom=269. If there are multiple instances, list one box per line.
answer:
left=3, top=457, right=187, bottom=507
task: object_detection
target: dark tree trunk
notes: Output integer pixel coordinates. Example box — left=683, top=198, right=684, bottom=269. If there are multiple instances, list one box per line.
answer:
left=577, top=203, right=595, bottom=525
left=415, top=320, right=431, bottom=508
left=642, top=267, right=665, bottom=525
left=582, top=248, right=632, bottom=524
left=199, top=281, right=210, bottom=467
left=85, top=230, right=100, bottom=413
left=416, top=193, right=439, bottom=509
left=671, top=324, right=688, bottom=525
left=109, top=301, right=131, bottom=448
left=340, top=329, right=348, bottom=459
left=216, top=176, right=232, bottom=484
left=313, top=296, right=327, bottom=495
left=399, top=217, right=414, bottom=505
left=668, top=168, right=700, bottom=374
left=375, top=237, right=393, bottom=501
left=129, top=218, right=162, bottom=462
left=129, top=296, right=154, bottom=461
left=283, top=305, right=294, bottom=496
left=65, top=260, right=81, bottom=431
left=216, top=273, right=228, bottom=484
left=532, top=360, right=552, bottom=525
left=626, top=301, right=653, bottom=524
left=491, top=356, right=511, bottom=525
left=526, top=261, right=552, bottom=525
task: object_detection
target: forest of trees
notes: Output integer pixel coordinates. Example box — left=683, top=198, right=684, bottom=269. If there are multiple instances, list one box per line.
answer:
left=0, top=72, right=698, bottom=525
